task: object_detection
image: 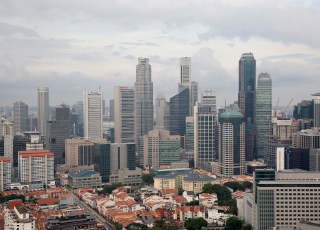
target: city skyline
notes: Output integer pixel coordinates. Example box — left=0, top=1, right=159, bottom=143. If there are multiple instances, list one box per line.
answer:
left=0, top=1, right=320, bottom=106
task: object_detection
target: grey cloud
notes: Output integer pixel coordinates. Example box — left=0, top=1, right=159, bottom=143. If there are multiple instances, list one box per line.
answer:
left=72, top=52, right=105, bottom=62
left=0, top=22, right=38, bottom=37
left=263, top=53, right=314, bottom=60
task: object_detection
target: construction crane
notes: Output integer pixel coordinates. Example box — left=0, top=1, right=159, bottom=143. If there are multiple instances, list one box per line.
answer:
left=281, top=98, right=294, bottom=119
left=273, top=96, right=280, bottom=118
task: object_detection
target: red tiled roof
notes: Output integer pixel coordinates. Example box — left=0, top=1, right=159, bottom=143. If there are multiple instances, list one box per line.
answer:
left=18, top=149, right=54, bottom=158
left=0, top=157, right=11, bottom=162
left=36, top=198, right=59, bottom=206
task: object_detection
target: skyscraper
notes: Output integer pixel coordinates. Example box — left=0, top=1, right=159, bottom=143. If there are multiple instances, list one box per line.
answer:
left=13, top=101, right=29, bottom=134
left=155, top=93, right=170, bottom=130
left=109, top=99, right=114, bottom=121
left=194, top=89, right=217, bottom=170
left=114, top=86, right=135, bottom=143
left=169, top=87, right=189, bottom=136
left=218, top=110, right=245, bottom=177
left=37, top=87, right=49, bottom=137
left=179, top=57, right=198, bottom=116
left=312, top=92, right=320, bottom=127
left=256, top=73, right=272, bottom=158
left=83, top=89, right=103, bottom=138
left=238, top=53, right=256, bottom=160
left=135, top=57, right=153, bottom=141
left=46, top=104, right=70, bottom=164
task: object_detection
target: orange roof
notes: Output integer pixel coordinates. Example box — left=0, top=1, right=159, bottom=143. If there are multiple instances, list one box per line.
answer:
left=36, top=198, right=59, bottom=206
left=161, top=189, right=178, bottom=195
left=172, top=195, right=187, bottom=203
left=18, top=149, right=54, bottom=158
left=0, top=157, right=11, bottom=162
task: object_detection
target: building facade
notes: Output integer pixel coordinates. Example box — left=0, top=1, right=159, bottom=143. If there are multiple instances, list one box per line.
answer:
left=256, top=73, right=272, bottom=158
left=114, top=86, right=135, bottom=143
left=13, top=101, right=29, bottom=134
left=313, top=93, right=320, bottom=127
left=238, top=53, right=256, bottom=161
left=18, top=150, right=54, bottom=186
left=68, top=170, right=102, bottom=189
left=37, top=87, right=49, bottom=137
left=0, top=157, right=11, bottom=191
left=169, top=88, right=190, bottom=136
left=135, top=57, right=153, bottom=141
left=83, top=89, right=103, bottom=138
left=155, top=93, right=170, bottom=130
left=218, top=111, right=245, bottom=177
left=194, top=90, right=217, bottom=170
left=46, top=104, right=70, bottom=164
left=65, top=139, right=95, bottom=167
left=141, top=129, right=181, bottom=169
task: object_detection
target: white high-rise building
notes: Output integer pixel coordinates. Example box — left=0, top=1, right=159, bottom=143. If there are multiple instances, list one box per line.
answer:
left=18, top=150, right=54, bottom=186
left=114, top=86, right=135, bottom=143
left=83, top=89, right=103, bottom=138
left=37, top=87, right=49, bottom=137
left=13, top=101, right=29, bottom=134
left=180, top=57, right=192, bottom=85
left=5, top=205, right=35, bottom=230
left=312, top=92, right=320, bottom=127
left=135, top=57, right=153, bottom=141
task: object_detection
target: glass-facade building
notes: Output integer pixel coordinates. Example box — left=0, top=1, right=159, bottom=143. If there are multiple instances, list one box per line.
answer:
left=256, top=73, right=272, bottom=158
left=238, top=53, right=256, bottom=160
left=169, top=88, right=189, bottom=136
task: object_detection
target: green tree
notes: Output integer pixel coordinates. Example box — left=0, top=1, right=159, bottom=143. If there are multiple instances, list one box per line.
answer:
left=178, top=187, right=184, bottom=195
left=225, top=217, right=242, bottom=230
left=102, top=183, right=122, bottom=194
left=242, top=224, right=253, bottom=230
left=224, top=182, right=245, bottom=192
left=125, top=223, right=148, bottom=230
left=114, top=222, right=122, bottom=230
left=142, top=173, right=155, bottom=185
left=184, top=218, right=208, bottom=230
left=242, top=181, right=253, bottom=190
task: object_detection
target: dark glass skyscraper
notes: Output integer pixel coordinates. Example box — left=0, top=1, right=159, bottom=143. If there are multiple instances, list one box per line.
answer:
left=238, top=53, right=256, bottom=160
left=169, top=88, right=190, bottom=136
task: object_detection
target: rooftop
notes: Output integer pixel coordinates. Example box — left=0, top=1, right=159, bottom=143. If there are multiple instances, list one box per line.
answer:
left=69, top=170, right=99, bottom=178
left=184, top=173, right=215, bottom=182
left=220, top=110, right=244, bottom=119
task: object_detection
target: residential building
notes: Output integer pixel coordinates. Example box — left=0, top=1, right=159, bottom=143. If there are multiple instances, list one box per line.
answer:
left=217, top=110, right=245, bottom=177
left=194, top=89, right=217, bottom=170
left=155, top=93, right=170, bottom=130
left=13, top=101, right=29, bottom=134
left=238, top=53, right=256, bottom=161
left=83, top=89, right=103, bottom=138
left=4, top=205, right=35, bottom=230
left=169, top=87, right=189, bottom=136
left=46, top=104, right=70, bottom=164
left=141, top=129, right=181, bottom=169
left=0, top=157, right=11, bottom=191
left=254, top=169, right=320, bottom=230
left=313, top=92, right=320, bottom=127
left=18, top=150, right=54, bottom=186
left=114, top=86, right=135, bottom=143
left=256, top=73, right=272, bottom=158
left=37, top=87, right=49, bottom=137
left=135, top=57, right=153, bottom=141
left=68, top=170, right=102, bottom=189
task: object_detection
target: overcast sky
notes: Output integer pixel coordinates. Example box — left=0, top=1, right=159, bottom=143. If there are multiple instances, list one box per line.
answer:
left=0, top=0, right=319, bottom=107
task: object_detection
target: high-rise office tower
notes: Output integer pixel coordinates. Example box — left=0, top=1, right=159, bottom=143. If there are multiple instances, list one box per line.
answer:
left=65, top=138, right=95, bottom=167
left=256, top=73, right=272, bottom=158
left=141, top=129, right=180, bottom=169
left=179, top=57, right=198, bottom=116
left=109, top=99, right=114, bottom=121
left=155, top=93, right=170, bottom=130
left=312, top=92, right=320, bottom=127
left=114, top=86, right=135, bottom=143
left=169, top=88, right=189, bottom=136
left=83, top=89, right=103, bottom=138
left=37, top=87, right=49, bottom=137
left=238, top=53, right=256, bottom=161
left=218, top=110, right=245, bottom=177
left=13, top=101, right=29, bottom=134
left=46, top=104, right=70, bottom=164
left=185, top=116, right=194, bottom=152
left=135, top=57, right=153, bottom=141
left=194, top=89, right=217, bottom=170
